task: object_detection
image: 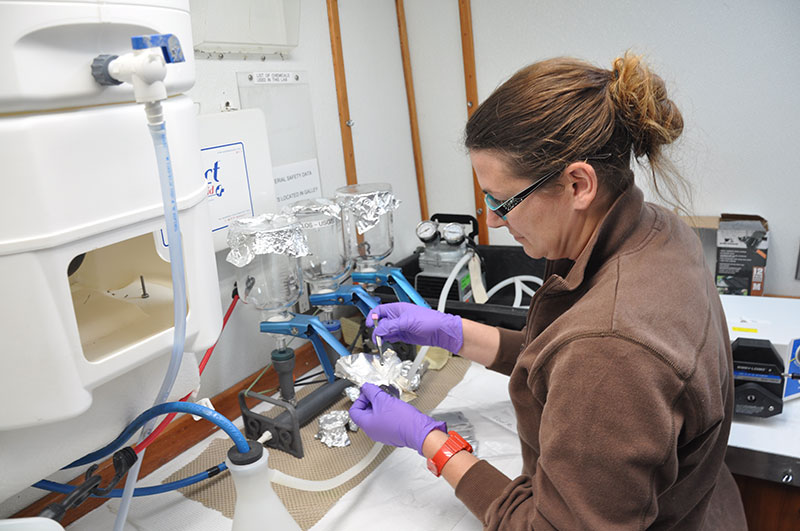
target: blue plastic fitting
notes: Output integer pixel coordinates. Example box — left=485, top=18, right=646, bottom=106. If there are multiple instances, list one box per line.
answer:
left=131, top=34, right=185, bottom=63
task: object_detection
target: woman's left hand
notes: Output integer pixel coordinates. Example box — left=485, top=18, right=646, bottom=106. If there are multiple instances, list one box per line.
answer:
left=349, top=383, right=446, bottom=454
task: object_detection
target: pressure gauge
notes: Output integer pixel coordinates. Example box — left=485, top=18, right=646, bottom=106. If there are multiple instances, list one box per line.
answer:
left=442, top=223, right=466, bottom=246
left=415, top=220, right=439, bottom=243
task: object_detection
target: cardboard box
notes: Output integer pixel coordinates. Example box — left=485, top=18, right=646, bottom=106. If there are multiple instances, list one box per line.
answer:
left=715, top=214, right=769, bottom=296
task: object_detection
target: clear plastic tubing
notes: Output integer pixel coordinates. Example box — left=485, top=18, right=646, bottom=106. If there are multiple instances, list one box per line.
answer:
left=408, top=251, right=474, bottom=380
left=114, top=101, right=190, bottom=531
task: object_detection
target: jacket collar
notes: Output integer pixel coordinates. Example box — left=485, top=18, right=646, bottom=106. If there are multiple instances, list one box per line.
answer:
left=544, top=184, right=649, bottom=294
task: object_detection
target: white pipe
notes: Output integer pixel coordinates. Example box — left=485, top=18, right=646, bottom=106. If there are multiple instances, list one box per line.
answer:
left=271, top=443, right=384, bottom=491
left=486, top=275, right=543, bottom=301
left=408, top=251, right=474, bottom=380
left=520, top=283, right=537, bottom=298
left=513, top=278, right=523, bottom=308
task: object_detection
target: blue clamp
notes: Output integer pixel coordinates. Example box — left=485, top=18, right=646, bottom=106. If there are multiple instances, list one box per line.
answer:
left=351, top=266, right=430, bottom=308
left=260, top=314, right=352, bottom=382
left=308, top=285, right=381, bottom=317
left=131, top=34, right=185, bottom=63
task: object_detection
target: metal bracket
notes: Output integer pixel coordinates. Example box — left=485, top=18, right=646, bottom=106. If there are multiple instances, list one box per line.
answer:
left=308, top=285, right=381, bottom=317
left=351, top=266, right=430, bottom=308
left=239, top=390, right=303, bottom=458
left=260, top=313, right=352, bottom=382
left=239, top=378, right=352, bottom=459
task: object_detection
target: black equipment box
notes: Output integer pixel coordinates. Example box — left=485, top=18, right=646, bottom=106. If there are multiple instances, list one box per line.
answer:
left=732, top=337, right=785, bottom=418
left=377, top=245, right=546, bottom=331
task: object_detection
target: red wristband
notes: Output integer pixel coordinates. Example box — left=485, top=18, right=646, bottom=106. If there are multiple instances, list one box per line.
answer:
left=426, top=431, right=473, bottom=477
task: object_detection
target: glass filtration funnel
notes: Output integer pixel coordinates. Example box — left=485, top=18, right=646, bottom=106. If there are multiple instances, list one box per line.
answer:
left=283, top=198, right=350, bottom=294
left=335, top=182, right=400, bottom=275
left=225, top=214, right=307, bottom=332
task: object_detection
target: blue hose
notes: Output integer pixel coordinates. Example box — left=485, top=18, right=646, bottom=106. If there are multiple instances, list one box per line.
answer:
left=34, top=462, right=227, bottom=498
left=64, top=401, right=249, bottom=469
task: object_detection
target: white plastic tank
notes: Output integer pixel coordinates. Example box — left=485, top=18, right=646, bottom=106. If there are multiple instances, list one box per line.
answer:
left=0, top=0, right=222, bottom=505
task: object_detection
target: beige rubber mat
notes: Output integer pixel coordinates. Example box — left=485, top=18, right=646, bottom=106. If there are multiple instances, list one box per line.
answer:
left=164, top=356, right=470, bottom=530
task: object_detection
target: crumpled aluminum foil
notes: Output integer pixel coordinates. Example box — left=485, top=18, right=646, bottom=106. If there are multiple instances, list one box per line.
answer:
left=315, top=410, right=358, bottom=448
left=399, top=359, right=426, bottom=391
left=225, top=214, right=308, bottom=268
left=344, top=386, right=361, bottom=402
left=335, top=349, right=425, bottom=400
left=282, top=197, right=341, bottom=220
left=335, top=189, right=401, bottom=235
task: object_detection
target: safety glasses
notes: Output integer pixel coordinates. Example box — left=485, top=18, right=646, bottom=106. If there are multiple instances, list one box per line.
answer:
left=483, top=168, right=560, bottom=220
left=483, top=154, right=612, bottom=220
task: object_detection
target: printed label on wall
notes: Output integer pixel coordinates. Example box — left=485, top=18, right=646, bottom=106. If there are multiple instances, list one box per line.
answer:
left=251, top=71, right=299, bottom=84
left=273, top=158, right=322, bottom=206
left=201, top=142, right=255, bottom=231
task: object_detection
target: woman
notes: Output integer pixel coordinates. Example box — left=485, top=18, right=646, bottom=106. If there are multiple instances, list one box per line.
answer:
left=349, top=53, right=747, bottom=530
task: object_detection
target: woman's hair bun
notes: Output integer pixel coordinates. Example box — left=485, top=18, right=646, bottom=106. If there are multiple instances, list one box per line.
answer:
left=608, top=52, right=683, bottom=159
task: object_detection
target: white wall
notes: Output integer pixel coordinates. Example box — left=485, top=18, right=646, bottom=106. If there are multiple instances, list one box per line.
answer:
left=403, top=0, right=800, bottom=296
left=189, top=0, right=430, bottom=399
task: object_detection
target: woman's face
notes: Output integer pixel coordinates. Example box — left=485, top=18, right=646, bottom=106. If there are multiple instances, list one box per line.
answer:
left=471, top=150, right=595, bottom=260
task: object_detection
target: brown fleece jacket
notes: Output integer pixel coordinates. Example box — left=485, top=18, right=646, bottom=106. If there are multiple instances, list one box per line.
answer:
left=455, top=185, right=746, bottom=530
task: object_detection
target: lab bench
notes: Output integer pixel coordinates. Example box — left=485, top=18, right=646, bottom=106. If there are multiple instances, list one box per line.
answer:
left=61, top=360, right=800, bottom=530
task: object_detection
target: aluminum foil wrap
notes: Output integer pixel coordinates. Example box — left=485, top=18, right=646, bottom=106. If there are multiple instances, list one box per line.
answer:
left=399, top=359, right=426, bottom=391
left=335, top=349, right=424, bottom=400
left=225, top=214, right=308, bottom=268
left=282, top=197, right=341, bottom=219
left=344, top=386, right=361, bottom=402
left=315, top=410, right=358, bottom=448
left=336, top=189, right=400, bottom=235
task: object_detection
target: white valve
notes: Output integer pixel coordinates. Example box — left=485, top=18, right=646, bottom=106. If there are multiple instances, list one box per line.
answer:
left=92, top=34, right=184, bottom=106
left=107, top=50, right=168, bottom=104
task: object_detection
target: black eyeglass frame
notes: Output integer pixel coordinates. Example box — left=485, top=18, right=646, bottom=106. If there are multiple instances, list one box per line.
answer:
left=483, top=153, right=613, bottom=220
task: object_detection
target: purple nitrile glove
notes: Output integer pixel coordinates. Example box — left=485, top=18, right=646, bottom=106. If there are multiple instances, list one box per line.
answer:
left=349, top=383, right=446, bottom=455
left=366, top=302, right=464, bottom=354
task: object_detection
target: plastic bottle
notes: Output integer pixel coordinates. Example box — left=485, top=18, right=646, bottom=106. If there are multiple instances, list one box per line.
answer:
left=225, top=442, right=301, bottom=531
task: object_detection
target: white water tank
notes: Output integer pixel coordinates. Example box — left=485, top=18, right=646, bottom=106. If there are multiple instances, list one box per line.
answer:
left=0, top=1, right=221, bottom=430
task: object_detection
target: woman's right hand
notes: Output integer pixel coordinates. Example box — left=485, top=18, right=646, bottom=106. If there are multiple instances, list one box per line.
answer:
left=366, top=302, right=464, bottom=354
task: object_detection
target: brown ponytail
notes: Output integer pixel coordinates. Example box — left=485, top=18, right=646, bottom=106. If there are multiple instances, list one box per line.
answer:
left=465, top=52, right=690, bottom=211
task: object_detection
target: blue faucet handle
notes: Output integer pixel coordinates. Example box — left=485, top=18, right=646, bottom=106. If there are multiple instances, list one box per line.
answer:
left=131, top=34, right=185, bottom=63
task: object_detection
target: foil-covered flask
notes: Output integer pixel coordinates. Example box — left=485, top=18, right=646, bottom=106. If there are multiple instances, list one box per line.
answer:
left=225, top=213, right=308, bottom=317
left=335, top=183, right=400, bottom=272
left=282, top=197, right=350, bottom=294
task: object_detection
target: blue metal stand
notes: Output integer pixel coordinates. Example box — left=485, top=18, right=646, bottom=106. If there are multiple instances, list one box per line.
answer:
left=351, top=266, right=430, bottom=308
left=260, top=314, right=352, bottom=382
left=308, top=285, right=381, bottom=317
